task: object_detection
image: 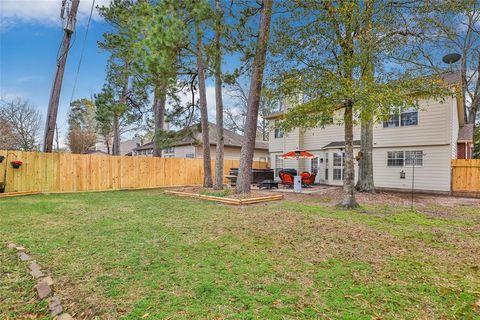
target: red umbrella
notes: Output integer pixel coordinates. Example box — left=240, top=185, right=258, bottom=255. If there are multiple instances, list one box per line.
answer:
left=280, top=150, right=316, bottom=159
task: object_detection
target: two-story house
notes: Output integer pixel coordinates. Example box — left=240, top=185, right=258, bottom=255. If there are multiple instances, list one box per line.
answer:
left=266, top=72, right=473, bottom=193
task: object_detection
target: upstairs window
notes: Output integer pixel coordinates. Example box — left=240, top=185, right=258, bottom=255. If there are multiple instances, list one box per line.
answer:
left=383, top=107, right=418, bottom=128
left=274, top=120, right=284, bottom=138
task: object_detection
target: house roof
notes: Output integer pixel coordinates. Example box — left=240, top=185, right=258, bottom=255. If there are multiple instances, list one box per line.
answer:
left=133, top=123, right=268, bottom=151
left=322, top=140, right=361, bottom=150
left=458, top=124, right=474, bottom=142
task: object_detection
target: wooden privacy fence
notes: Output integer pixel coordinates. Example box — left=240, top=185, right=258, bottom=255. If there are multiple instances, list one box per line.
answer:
left=451, top=159, right=480, bottom=194
left=0, top=150, right=268, bottom=194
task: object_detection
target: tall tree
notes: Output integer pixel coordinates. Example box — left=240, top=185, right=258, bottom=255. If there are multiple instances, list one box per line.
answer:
left=67, top=99, right=97, bottom=154
left=0, top=98, right=41, bottom=151
left=236, top=0, right=274, bottom=194
left=98, top=0, right=147, bottom=155
left=196, top=20, right=213, bottom=188
left=213, top=0, right=225, bottom=190
left=133, top=0, right=186, bottom=157
left=189, top=0, right=214, bottom=187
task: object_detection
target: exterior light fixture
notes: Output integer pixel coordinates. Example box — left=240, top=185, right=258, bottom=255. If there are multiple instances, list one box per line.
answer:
left=400, top=170, right=406, bottom=179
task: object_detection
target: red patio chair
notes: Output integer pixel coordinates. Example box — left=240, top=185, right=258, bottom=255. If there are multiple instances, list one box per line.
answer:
left=279, top=172, right=294, bottom=188
left=301, top=172, right=316, bottom=187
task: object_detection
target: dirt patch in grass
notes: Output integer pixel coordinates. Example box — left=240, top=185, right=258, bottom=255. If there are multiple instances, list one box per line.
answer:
left=285, top=188, right=480, bottom=218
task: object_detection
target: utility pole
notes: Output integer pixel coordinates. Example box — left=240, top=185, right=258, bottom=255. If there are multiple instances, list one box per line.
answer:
left=43, top=0, right=80, bottom=153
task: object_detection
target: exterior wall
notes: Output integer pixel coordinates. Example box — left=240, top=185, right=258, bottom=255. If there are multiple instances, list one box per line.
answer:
left=172, top=145, right=196, bottom=158
left=269, top=96, right=458, bottom=192
left=372, top=145, right=452, bottom=192
left=195, top=145, right=269, bottom=162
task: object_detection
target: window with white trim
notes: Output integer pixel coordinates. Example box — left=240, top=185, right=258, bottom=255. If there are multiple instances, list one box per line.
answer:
left=310, top=157, right=319, bottom=173
left=383, top=106, right=418, bottom=128
left=275, top=155, right=284, bottom=177
left=333, top=152, right=344, bottom=180
left=274, top=120, right=284, bottom=139
left=387, top=151, right=404, bottom=166
left=387, top=151, right=423, bottom=167
left=405, top=151, right=423, bottom=166
left=185, top=153, right=195, bottom=158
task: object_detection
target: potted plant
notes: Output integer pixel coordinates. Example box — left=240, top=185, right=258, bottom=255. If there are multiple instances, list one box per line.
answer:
left=0, top=155, right=5, bottom=163
left=11, top=160, right=23, bottom=169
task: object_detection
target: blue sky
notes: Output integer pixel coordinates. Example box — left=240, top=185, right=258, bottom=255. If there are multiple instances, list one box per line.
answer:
left=0, top=0, right=244, bottom=146
left=0, top=0, right=115, bottom=144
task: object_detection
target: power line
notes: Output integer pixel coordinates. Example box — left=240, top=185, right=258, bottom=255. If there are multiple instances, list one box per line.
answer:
left=69, top=0, right=96, bottom=105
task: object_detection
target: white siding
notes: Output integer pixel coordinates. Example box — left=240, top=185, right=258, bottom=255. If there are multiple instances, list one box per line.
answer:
left=372, top=145, right=452, bottom=192
left=268, top=96, right=458, bottom=192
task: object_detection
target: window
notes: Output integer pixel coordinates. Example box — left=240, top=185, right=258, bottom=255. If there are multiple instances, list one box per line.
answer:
left=383, top=106, right=418, bottom=128
left=275, top=155, right=284, bottom=177
left=387, top=151, right=423, bottom=167
left=333, top=152, right=344, bottom=180
left=405, top=151, right=423, bottom=166
left=387, top=151, right=404, bottom=166
left=274, top=120, right=284, bottom=139
left=185, top=153, right=195, bottom=158
left=310, top=157, right=318, bottom=173
left=400, top=107, right=418, bottom=126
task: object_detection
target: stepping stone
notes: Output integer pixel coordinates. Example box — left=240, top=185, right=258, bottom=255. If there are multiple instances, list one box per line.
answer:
left=7, top=243, right=17, bottom=249
left=48, top=296, right=63, bottom=316
left=17, top=252, right=31, bottom=261
left=42, top=276, right=54, bottom=286
left=29, top=268, right=44, bottom=279
left=58, top=313, right=73, bottom=320
left=36, top=280, right=52, bottom=299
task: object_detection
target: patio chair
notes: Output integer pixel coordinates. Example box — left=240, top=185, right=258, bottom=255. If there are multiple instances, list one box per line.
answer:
left=301, top=172, right=316, bottom=187
left=279, top=172, right=294, bottom=188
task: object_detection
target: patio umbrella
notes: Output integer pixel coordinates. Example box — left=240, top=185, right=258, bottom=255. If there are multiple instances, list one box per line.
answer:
left=280, top=150, right=316, bottom=159
left=279, top=150, right=316, bottom=193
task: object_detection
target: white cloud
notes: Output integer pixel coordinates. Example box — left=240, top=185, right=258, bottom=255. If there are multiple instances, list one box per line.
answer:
left=0, top=0, right=111, bottom=30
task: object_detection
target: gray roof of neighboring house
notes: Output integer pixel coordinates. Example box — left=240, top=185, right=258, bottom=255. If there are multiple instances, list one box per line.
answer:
left=133, top=123, right=268, bottom=152
left=458, top=124, right=474, bottom=142
left=322, top=140, right=361, bottom=149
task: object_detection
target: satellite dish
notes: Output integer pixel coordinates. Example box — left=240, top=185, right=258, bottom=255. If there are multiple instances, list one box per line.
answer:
left=442, top=53, right=461, bottom=64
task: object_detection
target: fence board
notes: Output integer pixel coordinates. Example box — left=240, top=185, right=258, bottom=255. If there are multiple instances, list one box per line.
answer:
left=0, top=150, right=268, bottom=194
left=451, top=159, right=480, bottom=193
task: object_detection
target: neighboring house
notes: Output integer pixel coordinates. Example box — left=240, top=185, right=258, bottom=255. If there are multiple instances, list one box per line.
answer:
left=266, top=72, right=471, bottom=193
left=132, top=123, right=269, bottom=162
left=82, top=150, right=109, bottom=156
left=457, top=124, right=474, bottom=159
left=95, top=137, right=143, bottom=156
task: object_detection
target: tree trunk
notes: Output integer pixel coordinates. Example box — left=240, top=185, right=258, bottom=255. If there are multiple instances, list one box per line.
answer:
left=196, top=21, right=213, bottom=188
left=236, top=0, right=273, bottom=194
left=356, top=2, right=375, bottom=193
left=153, top=82, right=167, bottom=157
left=105, top=139, right=110, bottom=155
left=214, top=0, right=224, bottom=190
left=340, top=103, right=358, bottom=208
left=112, top=114, right=120, bottom=155
left=356, top=118, right=375, bottom=192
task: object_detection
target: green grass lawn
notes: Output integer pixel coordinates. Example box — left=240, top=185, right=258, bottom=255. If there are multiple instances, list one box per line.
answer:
left=1, top=190, right=479, bottom=319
